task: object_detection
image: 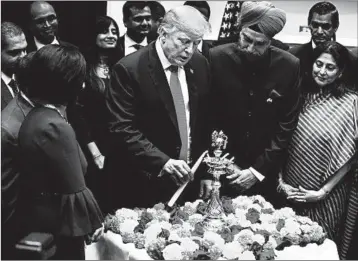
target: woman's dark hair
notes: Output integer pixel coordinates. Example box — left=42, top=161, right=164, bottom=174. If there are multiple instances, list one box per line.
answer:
left=16, top=51, right=36, bottom=94
left=311, top=41, right=355, bottom=96
left=27, top=45, right=86, bottom=105
left=83, top=15, right=123, bottom=94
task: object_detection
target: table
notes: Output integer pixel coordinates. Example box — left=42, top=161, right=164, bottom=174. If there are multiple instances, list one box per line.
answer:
left=85, top=231, right=340, bottom=260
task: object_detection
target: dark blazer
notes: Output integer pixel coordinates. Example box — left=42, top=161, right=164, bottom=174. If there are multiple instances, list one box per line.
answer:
left=118, top=35, right=125, bottom=53
left=209, top=43, right=301, bottom=200
left=1, top=79, right=13, bottom=111
left=26, top=37, right=77, bottom=53
left=105, top=41, right=211, bottom=209
left=200, top=40, right=214, bottom=59
left=1, top=94, right=33, bottom=256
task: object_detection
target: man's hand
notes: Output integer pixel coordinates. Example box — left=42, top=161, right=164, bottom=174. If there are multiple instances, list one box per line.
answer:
left=85, top=225, right=104, bottom=245
left=287, top=186, right=327, bottom=203
left=226, top=168, right=258, bottom=192
left=94, top=155, right=105, bottom=170
left=162, top=159, right=193, bottom=185
left=199, top=179, right=213, bottom=200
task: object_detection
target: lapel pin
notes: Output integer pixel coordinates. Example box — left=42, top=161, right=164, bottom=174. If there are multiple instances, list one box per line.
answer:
left=267, top=98, right=273, bottom=104
left=190, top=69, right=194, bottom=74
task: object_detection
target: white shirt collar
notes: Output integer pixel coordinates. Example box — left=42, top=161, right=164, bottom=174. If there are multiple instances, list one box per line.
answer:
left=34, top=36, right=60, bottom=50
left=155, top=40, right=172, bottom=71
left=1, top=72, right=13, bottom=85
left=197, top=40, right=203, bottom=53
left=20, top=91, right=35, bottom=107
left=312, top=40, right=317, bottom=50
left=124, top=34, right=147, bottom=48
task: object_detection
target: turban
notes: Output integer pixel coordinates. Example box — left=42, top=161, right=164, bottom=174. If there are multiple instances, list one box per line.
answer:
left=239, top=1, right=286, bottom=38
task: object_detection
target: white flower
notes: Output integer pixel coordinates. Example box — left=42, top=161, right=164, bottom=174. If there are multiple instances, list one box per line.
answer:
left=155, top=210, right=171, bottom=222
left=260, top=213, right=275, bottom=224
left=168, top=232, right=182, bottom=242
left=180, top=237, right=199, bottom=253
left=224, top=213, right=240, bottom=226
left=263, top=236, right=278, bottom=249
left=232, top=196, right=253, bottom=210
left=235, top=229, right=254, bottom=246
left=188, top=214, right=204, bottom=226
left=146, top=208, right=157, bottom=217
left=296, top=215, right=313, bottom=225
left=251, top=195, right=267, bottom=205
left=249, top=203, right=262, bottom=213
left=239, top=250, right=256, bottom=260
left=115, top=208, right=139, bottom=222
left=249, top=223, right=262, bottom=232
left=260, top=223, right=278, bottom=234
left=144, top=223, right=163, bottom=243
left=183, top=202, right=197, bottom=215
left=234, top=209, right=251, bottom=227
left=252, top=234, right=266, bottom=245
left=119, top=219, right=139, bottom=234
left=203, top=231, right=225, bottom=249
left=222, top=241, right=243, bottom=259
left=192, top=199, right=204, bottom=209
left=162, top=243, right=184, bottom=260
left=273, top=207, right=296, bottom=220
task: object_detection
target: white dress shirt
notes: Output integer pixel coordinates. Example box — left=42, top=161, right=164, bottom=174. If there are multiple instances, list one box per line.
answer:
left=124, top=34, right=148, bottom=56
left=155, top=40, right=191, bottom=158
left=197, top=40, right=203, bottom=53
left=1, top=72, right=15, bottom=98
left=34, top=36, right=60, bottom=50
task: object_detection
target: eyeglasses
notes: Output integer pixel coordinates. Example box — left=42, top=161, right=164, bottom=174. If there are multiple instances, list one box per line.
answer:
left=310, top=21, right=332, bottom=30
left=34, top=15, right=57, bottom=27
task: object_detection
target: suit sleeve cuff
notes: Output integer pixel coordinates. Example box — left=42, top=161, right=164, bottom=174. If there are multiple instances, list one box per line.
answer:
left=249, top=167, right=265, bottom=182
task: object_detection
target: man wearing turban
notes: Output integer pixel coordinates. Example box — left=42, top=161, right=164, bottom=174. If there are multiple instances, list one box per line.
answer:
left=203, top=1, right=301, bottom=206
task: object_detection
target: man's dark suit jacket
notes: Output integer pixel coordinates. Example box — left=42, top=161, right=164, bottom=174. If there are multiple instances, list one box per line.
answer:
left=1, top=79, right=13, bottom=111
left=290, top=41, right=358, bottom=91
left=1, top=94, right=33, bottom=258
left=105, top=41, right=211, bottom=210
left=26, top=37, right=77, bottom=53
left=209, top=43, right=301, bottom=203
left=199, top=40, right=214, bottom=59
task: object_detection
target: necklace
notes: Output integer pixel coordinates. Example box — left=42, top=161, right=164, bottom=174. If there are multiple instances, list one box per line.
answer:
left=43, top=104, right=69, bottom=124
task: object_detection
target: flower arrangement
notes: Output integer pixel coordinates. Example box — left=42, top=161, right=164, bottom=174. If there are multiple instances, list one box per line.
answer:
left=104, top=195, right=326, bottom=260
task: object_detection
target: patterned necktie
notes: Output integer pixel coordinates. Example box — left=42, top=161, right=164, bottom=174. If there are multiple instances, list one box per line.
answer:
left=8, top=79, right=19, bottom=96
left=133, top=44, right=143, bottom=50
left=168, top=65, right=188, bottom=162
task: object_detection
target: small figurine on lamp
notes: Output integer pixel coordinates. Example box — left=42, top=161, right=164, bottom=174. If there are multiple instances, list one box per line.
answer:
left=202, top=130, right=234, bottom=230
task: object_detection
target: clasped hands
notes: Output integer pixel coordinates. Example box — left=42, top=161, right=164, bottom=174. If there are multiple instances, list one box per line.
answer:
left=279, top=181, right=327, bottom=203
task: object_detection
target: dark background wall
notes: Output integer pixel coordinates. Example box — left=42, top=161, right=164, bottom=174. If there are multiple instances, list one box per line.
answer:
left=1, top=1, right=107, bottom=50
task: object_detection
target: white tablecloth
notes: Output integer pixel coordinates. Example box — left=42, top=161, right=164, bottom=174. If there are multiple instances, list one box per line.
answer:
left=85, top=231, right=340, bottom=260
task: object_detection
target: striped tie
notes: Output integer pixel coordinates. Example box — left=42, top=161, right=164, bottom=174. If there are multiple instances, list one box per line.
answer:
left=168, top=65, right=188, bottom=162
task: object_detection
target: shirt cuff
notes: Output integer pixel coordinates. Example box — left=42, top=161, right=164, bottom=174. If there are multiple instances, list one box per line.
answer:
left=249, top=167, right=265, bottom=182
left=158, top=169, right=165, bottom=177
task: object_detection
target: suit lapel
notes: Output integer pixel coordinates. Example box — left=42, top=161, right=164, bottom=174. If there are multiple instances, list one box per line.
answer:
left=148, top=43, right=179, bottom=134
left=184, top=63, right=198, bottom=134
left=2, top=79, right=13, bottom=109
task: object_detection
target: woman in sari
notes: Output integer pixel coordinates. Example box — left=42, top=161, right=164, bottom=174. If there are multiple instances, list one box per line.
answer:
left=279, top=41, right=357, bottom=259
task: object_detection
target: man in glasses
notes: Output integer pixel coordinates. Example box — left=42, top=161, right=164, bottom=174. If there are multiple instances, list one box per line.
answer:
left=290, top=1, right=356, bottom=89
left=27, top=1, right=75, bottom=52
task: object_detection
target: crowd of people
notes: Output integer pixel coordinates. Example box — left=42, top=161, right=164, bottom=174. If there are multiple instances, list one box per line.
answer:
left=1, top=1, right=357, bottom=260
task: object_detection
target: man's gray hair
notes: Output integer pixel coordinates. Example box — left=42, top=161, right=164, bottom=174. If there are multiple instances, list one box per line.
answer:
left=158, top=5, right=211, bottom=39
left=1, top=21, right=24, bottom=49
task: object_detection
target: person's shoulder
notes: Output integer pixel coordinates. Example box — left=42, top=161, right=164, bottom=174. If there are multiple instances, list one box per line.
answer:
left=59, top=40, right=78, bottom=49
left=289, top=42, right=311, bottom=56
left=210, top=43, right=237, bottom=57
left=271, top=46, right=300, bottom=65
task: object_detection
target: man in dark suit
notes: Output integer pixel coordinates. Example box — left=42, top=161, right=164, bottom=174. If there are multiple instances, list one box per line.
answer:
left=184, top=1, right=214, bottom=59
left=1, top=52, right=34, bottom=259
left=105, top=6, right=211, bottom=210
left=26, top=1, right=76, bottom=52
left=147, top=1, right=166, bottom=43
left=289, top=1, right=357, bottom=92
left=208, top=1, right=301, bottom=206
left=119, top=1, right=152, bottom=57
left=1, top=22, right=27, bottom=111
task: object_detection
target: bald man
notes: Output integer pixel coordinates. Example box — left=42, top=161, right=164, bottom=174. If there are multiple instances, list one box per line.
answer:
left=27, top=1, right=76, bottom=52
left=207, top=1, right=301, bottom=206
